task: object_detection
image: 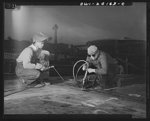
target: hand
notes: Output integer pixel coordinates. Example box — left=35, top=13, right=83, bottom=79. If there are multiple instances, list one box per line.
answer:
left=40, top=66, right=46, bottom=71
left=82, top=65, right=86, bottom=71
left=50, top=53, right=55, bottom=56
left=82, top=63, right=88, bottom=71
left=50, top=65, right=54, bottom=68
left=35, top=63, right=43, bottom=69
left=87, top=68, right=96, bottom=73
left=41, top=50, right=50, bottom=56
left=41, top=65, right=54, bottom=71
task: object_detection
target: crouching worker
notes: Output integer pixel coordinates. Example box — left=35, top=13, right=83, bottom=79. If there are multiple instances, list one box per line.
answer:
left=82, top=45, right=121, bottom=90
left=15, top=32, right=51, bottom=88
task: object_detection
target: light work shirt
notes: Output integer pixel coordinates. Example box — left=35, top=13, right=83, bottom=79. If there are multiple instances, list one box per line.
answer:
left=16, top=44, right=37, bottom=69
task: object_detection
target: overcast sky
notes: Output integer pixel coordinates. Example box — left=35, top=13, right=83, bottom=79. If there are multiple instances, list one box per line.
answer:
left=4, top=2, right=146, bottom=45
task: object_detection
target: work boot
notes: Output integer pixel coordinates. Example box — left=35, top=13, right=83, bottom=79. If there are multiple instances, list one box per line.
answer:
left=81, top=87, right=89, bottom=91
left=19, top=78, right=27, bottom=84
left=43, top=82, right=51, bottom=86
left=34, top=82, right=45, bottom=88
left=17, top=78, right=27, bottom=89
left=93, top=86, right=104, bottom=90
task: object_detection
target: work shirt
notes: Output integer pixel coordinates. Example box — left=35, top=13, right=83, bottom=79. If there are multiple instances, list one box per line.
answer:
left=16, top=44, right=38, bottom=69
left=86, top=51, right=119, bottom=75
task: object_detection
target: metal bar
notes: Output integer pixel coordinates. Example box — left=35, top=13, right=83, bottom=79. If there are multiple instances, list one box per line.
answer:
left=53, top=67, right=65, bottom=81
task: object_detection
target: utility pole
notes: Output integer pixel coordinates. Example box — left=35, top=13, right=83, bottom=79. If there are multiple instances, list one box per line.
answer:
left=52, top=24, right=58, bottom=44
left=52, top=24, right=58, bottom=61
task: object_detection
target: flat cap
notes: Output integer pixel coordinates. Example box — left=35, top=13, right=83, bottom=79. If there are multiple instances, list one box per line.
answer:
left=33, top=32, right=49, bottom=43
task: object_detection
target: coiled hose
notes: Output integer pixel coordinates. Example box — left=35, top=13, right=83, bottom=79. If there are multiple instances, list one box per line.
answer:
left=73, top=60, right=89, bottom=87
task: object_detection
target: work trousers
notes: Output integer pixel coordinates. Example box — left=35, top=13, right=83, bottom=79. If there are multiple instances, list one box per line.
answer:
left=86, top=73, right=117, bottom=89
left=15, top=62, right=49, bottom=85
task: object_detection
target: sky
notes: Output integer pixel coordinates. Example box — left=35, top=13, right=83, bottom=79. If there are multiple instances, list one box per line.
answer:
left=4, top=2, right=146, bottom=45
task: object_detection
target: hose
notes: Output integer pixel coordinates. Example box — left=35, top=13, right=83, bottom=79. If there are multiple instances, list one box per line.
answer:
left=73, top=60, right=89, bottom=87
left=75, top=63, right=85, bottom=80
left=73, top=60, right=87, bottom=81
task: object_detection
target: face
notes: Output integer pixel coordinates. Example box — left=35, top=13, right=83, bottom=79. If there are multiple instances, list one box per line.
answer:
left=88, top=51, right=99, bottom=60
left=36, top=41, right=44, bottom=49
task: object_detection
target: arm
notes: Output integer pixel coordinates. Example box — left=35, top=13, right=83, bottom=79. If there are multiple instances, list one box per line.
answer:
left=95, top=53, right=107, bottom=75
left=38, top=50, right=50, bottom=67
left=40, top=50, right=50, bottom=56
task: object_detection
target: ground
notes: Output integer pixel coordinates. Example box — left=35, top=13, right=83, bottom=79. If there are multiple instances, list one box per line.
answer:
left=4, top=74, right=147, bottom=118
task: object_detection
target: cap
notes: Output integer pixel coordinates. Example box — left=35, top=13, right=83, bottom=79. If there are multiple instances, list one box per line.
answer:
left=87, top=45, right=98, bottom=55
left=33, top=32, right=49, bottom=43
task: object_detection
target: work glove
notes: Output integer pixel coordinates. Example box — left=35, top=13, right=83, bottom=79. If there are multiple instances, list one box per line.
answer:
left=40, top=66, right=46, bottom=71
left=40, top=50, right=50, bottom=56
left=82, top=63, right=88, bottom=71
left=87, top=68, right=96, bottom=73
left=35, top=63, right=43, bottom=69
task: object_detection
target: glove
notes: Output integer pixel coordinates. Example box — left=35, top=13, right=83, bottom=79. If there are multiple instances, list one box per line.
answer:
left=82, top=65, right=86, bottom=71
left=41, top=50, right=50, bottom=56
left=50, top=65, right=54, bottom=68
left=35, top=63, right=43, bottom=69
left=40, top=66, right=46, bottom=71
left=82, top=63, right=89, bottom=71
left=50, top=53, right=55, bottom=56
left=87, top=68, right=96, bottom=73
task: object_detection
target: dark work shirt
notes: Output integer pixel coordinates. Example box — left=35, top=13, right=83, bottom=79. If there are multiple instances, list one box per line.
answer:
left=86, top=51, right=119, bottom=75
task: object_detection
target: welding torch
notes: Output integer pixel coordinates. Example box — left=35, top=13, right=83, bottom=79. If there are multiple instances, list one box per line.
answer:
left=41, top=65, right=65, bottom=81
left=40, top=65, right=54, bottom=71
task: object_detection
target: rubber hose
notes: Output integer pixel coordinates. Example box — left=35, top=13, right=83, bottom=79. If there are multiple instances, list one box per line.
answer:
left=73, top=60, right=88, bottom=82
left=75, top=63, right=85, bottom=80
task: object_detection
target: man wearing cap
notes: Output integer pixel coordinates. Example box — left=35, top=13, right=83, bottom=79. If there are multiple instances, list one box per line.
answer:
left=15, top=32, right=51, bottom=88
left=82, top=45, right=121, bottom=89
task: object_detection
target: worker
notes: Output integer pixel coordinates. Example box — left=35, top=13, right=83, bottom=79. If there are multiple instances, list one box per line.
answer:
left=82, top=45, right=121, bottom=90
left=15, top=32, right=52, bottom=88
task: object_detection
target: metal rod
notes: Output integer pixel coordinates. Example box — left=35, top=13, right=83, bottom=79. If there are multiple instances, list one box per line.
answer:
left=53, top=67, right=65, bottom=81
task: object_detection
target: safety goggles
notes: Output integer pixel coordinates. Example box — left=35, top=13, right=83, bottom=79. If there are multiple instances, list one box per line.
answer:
left=88, top=53, right=96, bottom=57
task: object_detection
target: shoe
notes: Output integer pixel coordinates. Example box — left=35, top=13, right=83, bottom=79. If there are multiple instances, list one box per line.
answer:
left=93, top=86, right=103, bottom=90
left=81, top=87, right=90, bottom=91
left=26, top=83, right=37, bottom=88
left=42, top=82, right=51, bottom=86
left=26, top=82, right=45, bottom=88
left=34, top=82, right=45, bottom=88
left=44, top=82, right=51, bottom=86
left=19, top=78, right=26, bottom=84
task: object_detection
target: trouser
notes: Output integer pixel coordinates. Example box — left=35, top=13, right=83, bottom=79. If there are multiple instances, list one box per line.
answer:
left=86, top=73, right=117, bottom=89
left=15, top=62, right=49, bottom=85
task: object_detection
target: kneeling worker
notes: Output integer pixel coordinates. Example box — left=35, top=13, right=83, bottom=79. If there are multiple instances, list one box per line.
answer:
left=83, top=45, right=121, bottom=89
left=15, top=32, right=52, bottom=88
